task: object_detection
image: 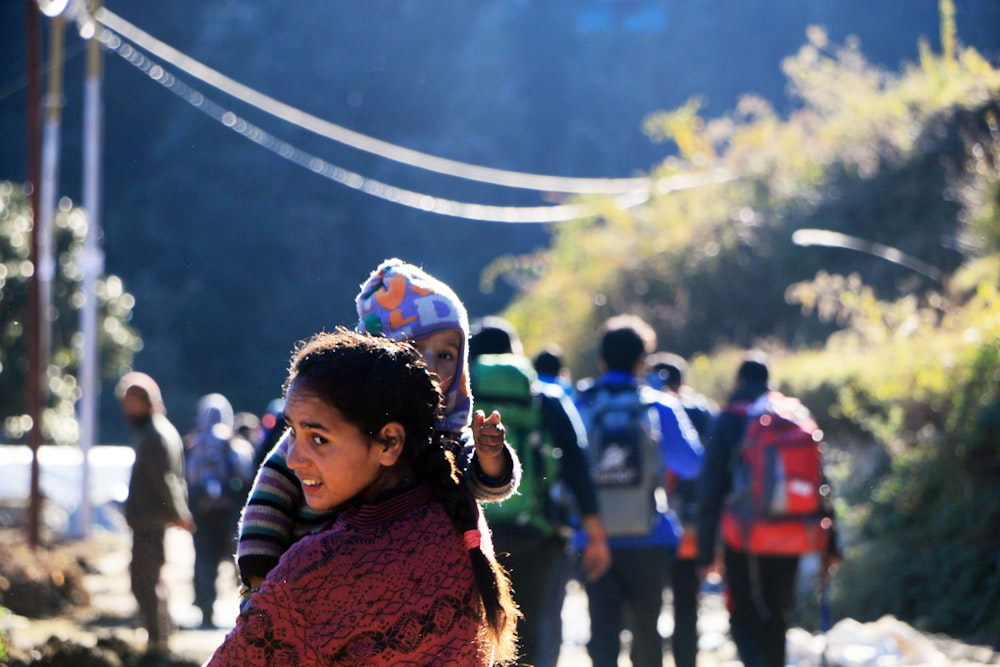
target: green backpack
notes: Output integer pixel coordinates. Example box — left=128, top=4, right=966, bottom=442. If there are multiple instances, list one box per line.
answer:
left=471, top=353, right=559, bottom=535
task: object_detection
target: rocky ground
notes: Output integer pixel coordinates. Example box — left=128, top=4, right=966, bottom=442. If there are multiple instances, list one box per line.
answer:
left=0, top=526, right=996, bottom=667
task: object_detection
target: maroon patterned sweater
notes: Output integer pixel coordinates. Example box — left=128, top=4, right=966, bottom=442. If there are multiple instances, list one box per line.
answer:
left=205, top=483, right=488, bottom=666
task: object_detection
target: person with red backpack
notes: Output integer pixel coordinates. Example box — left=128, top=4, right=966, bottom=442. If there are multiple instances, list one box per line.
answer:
left=696, top=355, right=840, bottom=667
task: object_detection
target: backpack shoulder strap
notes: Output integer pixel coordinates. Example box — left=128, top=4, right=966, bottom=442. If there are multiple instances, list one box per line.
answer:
left=724, top=398, right=758, bottom=471
left=636, top=384, right=661, bottom=407
left=589, top=380, right=640, bottom=403
left=725, top=400, right=751, bottom=417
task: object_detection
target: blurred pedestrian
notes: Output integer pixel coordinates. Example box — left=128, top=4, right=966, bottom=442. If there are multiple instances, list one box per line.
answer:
left=646, top=351, right=718, bottom=667
left=533, top=342, right=582, bottom=663
left=696, top=354, right=840, bottom=667
left=184, top=393, right=255, bottom=628
left=533, top=344, right=575, bottom=399
left=470, top=318, right=612, bottom=667
left=116, top=371, right=193, bottom=649
left=575, top=315, right=704, bottom=667
left=251, top=397, right=285, bottom=472
left=233, top=411, right=262, bottom=450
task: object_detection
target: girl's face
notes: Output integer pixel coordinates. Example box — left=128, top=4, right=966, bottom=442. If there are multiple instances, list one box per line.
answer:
left=284, top=379, right=397, bottom=511
left=412, top=329, right=462, bottom=394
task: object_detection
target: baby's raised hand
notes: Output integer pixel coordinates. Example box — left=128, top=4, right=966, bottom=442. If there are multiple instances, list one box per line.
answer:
left=472, top=409, right=508, bottom=478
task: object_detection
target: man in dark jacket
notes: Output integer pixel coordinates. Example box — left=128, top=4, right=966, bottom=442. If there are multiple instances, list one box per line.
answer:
left=696, top=355, right=838, bottom=667
left=469, top=317, right=612, bottom=667
left=647, top=351, right=717, bottom=667
left=117, top=371, right=193, bottom=649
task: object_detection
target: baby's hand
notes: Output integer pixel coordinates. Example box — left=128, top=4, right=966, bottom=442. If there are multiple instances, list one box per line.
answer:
left=472, top=409, right=507, bottom=478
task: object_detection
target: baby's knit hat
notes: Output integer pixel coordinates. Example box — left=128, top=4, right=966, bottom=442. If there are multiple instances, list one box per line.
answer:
left=356, top=258, right=472, bottom=435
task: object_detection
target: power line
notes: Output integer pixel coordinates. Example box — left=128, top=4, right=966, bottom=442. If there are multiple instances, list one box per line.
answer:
left=792, top=228, right=944, bottom=282
left=100, top=31, right=641, bottom=223
left=83, top=7, right=731, bottom=222
left=93, top=6, right=654, bottom=196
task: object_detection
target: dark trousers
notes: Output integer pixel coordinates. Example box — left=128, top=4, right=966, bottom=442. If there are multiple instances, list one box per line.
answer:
left=537, top=545, right=573, bottom=667
left=192, top=510, right=238, bottom=623
left=585, top=545, right=670, bottom=667
left=671, top=556, right=700, bottom=667
left=492, top=526, right=567, bottom=667
left=724, top=548, right=800, bottom=667
left=130, top=527, right=170, bottom=646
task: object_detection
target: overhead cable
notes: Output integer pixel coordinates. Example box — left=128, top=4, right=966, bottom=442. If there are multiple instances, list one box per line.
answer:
left=792, top=228, right=944, bottom=282
left=99, top=30, right=653, bottom=223
left=93, top=6, right=654, bottom=196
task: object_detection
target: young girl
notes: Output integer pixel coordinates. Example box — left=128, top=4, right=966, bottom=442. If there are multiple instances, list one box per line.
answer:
left=236, top=259, right=519, bottom=594
left=206, top=329, right=519, bottom=665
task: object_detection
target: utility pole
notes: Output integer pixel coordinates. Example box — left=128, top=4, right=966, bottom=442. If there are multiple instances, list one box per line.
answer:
left=25, top=0, right=44, bottom=550
left=27, top=3, right=68, bottom=547
left=76, top=0, right=105, bottom=538
left=38, top=14, right=65, bottom=382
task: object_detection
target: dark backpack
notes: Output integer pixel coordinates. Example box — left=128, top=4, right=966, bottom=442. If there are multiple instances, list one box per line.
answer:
left=186, top=430, right=249, bottom=517
left=578, top=382, right=664, bottom=538
left=721, top=391, right=832, bottom=555
left=471, top=353, right=558, bottom=534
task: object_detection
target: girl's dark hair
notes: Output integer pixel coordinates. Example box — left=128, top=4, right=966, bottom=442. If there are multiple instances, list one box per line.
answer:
left=284, top=328, right=519, bottom=663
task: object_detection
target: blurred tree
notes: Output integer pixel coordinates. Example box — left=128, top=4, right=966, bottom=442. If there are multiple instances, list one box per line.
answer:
left=483, top=25, right=1000, bottom=642
left=0, top=181, right=140, bottom=445
left=491, top=27, right=1000, bottom=376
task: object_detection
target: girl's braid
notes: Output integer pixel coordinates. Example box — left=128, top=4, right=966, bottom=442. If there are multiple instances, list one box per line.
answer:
left=413, top=437, right=520, bottom=665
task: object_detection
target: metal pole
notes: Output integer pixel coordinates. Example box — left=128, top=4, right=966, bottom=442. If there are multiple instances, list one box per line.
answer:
left=76, top=0, right=105, bottom=538
left=29, top=8, right=67, bottom=546
left=26, top=0, right=44, bottom=550
left=38, top=14, right=65, bottom=375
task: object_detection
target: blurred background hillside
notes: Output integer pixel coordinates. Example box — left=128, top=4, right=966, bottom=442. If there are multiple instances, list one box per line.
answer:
left=2, top=1, right=999, bottom=439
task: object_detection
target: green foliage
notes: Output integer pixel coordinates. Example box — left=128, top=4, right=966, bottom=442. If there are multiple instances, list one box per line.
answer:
left=835, top=338, right=1000, bottom=644
left=494, top=28, right=1000, bottom=368
left=957, top=107, right=1000, bottom=254
left=939, top=0, right=957, bottom=68
left=0, top=610, right=8, bottom=662
left=0, top=181, right=140, bottom=445
left=486, top=25, right=1000, bottom=644
left=643, top=97, right=716, bottom=164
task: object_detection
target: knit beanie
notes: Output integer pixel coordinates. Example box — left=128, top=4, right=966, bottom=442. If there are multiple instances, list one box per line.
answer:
left=356, top=258, right=472, bottom=435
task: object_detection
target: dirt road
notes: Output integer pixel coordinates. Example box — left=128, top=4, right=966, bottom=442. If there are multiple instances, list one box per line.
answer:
left=2, top=528, right=995, bottom=666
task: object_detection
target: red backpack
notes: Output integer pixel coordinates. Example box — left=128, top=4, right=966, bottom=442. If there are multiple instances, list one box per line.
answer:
left=721, top=391, right=832, bottom=555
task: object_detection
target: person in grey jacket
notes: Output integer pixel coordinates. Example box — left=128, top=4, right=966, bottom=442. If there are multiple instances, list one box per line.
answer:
left=117, top=371, right=193, bottom=649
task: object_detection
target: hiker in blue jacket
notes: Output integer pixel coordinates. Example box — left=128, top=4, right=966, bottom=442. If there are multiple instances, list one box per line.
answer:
left=575, top=314, right=704, bottom=667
